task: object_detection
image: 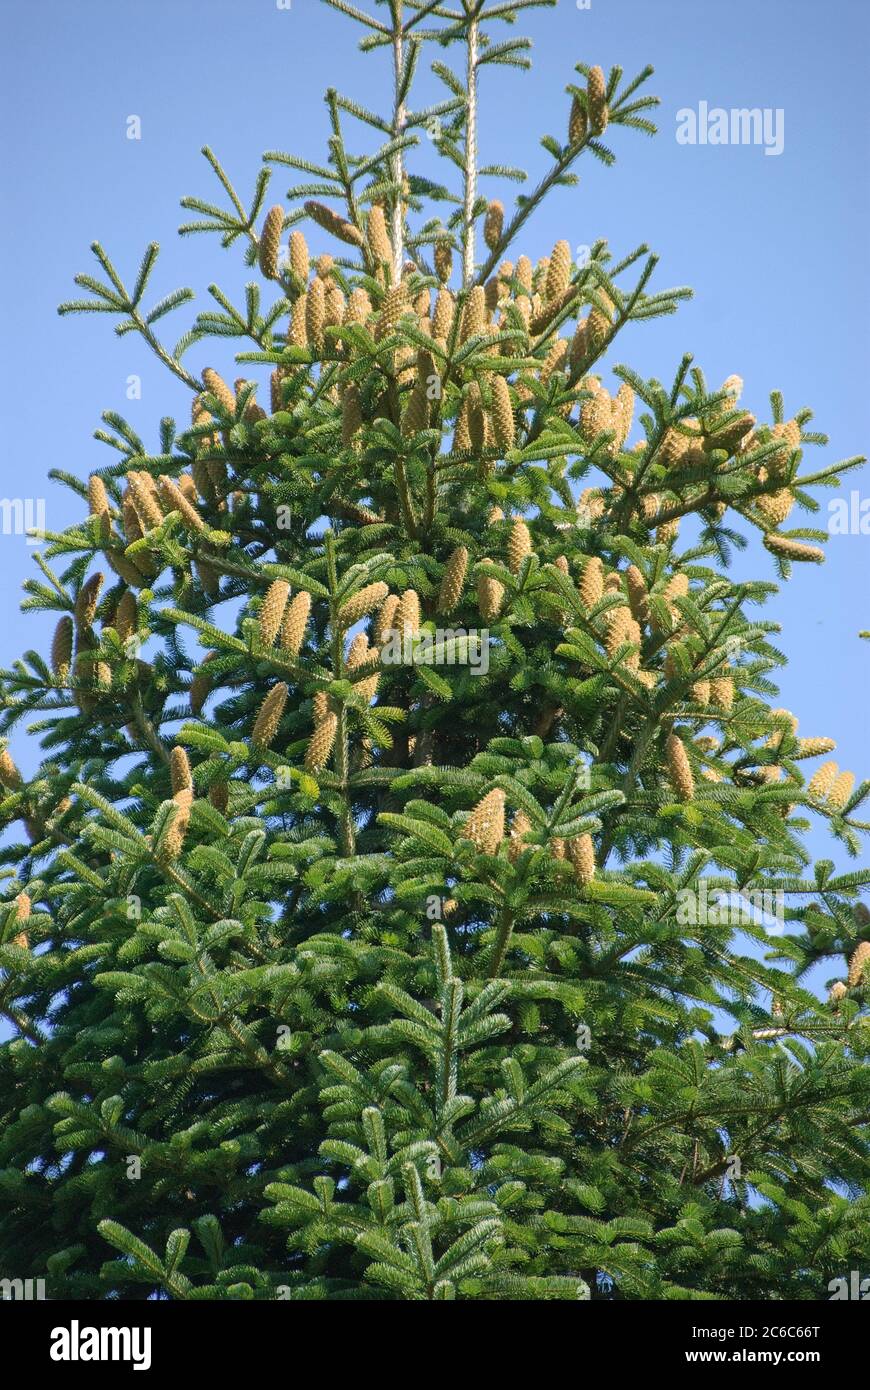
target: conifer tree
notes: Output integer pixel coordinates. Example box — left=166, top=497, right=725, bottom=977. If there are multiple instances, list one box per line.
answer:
left=1, top=0, right=868, bottom=1301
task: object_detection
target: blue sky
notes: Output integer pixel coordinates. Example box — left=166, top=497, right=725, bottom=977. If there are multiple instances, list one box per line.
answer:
left=1, top=0, right=868, bottom=1003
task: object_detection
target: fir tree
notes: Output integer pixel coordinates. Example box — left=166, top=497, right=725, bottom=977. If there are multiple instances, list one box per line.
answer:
left=1, top=0, right=869, bottom=1301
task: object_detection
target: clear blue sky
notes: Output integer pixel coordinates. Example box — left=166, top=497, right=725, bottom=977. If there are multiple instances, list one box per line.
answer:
left=1, top=0, right=867, bottom=993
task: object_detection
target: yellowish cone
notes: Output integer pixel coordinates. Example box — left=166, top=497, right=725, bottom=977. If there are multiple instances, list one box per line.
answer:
left=306, top=277, right=326, bottom=353
left=579, top=556, right=604, bottom=608
left=305, top=711, right=338, bottom=772
left=189, top=652, right=218, bottom=716
left=545, top=240, right=572, bottom=304
left=567, top=833, right=596, bottom=886
left=338, top=581, right=389, bottom=628
left=465, top=789, right=505, bottom=855
left=438, top=547, right=468, bottom=614
left=507, top=518, right=532, bottom=575
left=847, top=941, right=870, bottom=987
left=159, top=787, right=193, bottom=863
left=764, top=534, right=825, bottom=564
left=281, top=591, right=311, bottom=656
left=342, top=385, right=363, bottom=446
left=491, top=374, right=515, bottom=452
left=666, top=732, right=694, bottom=801
left=252, top=683, right=288, bottom=749
left=508, top=810, right=532, bottom=863
left=710, top=677, right=734, bottom=713
left=587, top=65, right=608, bottom=134
left=289, top=230, right=309, bottom=282
left=395, top=589, right=421, bottom=638
left=477, top=566, right=505, bottom=622
left=827, top=771, right=855, bottom=811
left=202, top=368, right=236, bottom=416
left=51, top=616, right=74, bottom=681
left=795, top=737, right=836, bottom=759
left=434, top=240, right=453, bottom=285
left=170, top=746, right=193, bottom=795
left=259, top=579, right=291, bottom=648
left=366, top=204, right=393, bottom=266
left=373, top=594, right=400, bottom=647
left=258, top=205, right=284, bottom=279
left=484, top=201, right=504, bottom=251
left=807, top=760, right=839, bottom=800
left=569, top=93, right=587, bottom=144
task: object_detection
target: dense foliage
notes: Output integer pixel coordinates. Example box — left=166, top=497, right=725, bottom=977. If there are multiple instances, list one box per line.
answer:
left=1, top=0, right=868, bottom=1301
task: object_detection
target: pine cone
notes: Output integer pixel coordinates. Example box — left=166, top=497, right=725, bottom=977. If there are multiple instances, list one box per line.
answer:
left=587, top=65, right=608, bottom=134
left=338, top=581, right=389, bottom=628
left=51, top=616, right=74, bottom=680
left=342, top=384, right=363, bottom=446
left=305, top=711, right=338, bottom=772
left=432, top=288, right=455, bottom=340
left=465, top=788, right=505, bottom=855
left=367, top=205, right=393, bottom=265
left=304, top=199, right=364, bottom=247
left=395, top=589, right=421, bottom=637
left=460, top=286, right=487, bottom=343
left=569, top=93, right=587, bottom=145
left=507, top=518, right=532, bottom=575
left=545, top=240, right=572, bottom=305
left=484, top=200, right=504, bottom=252
left=438, top=547, right=468, bottom=614
left=170, top=746, right=193, bottom=795
left=202, top=368, right=236, bottom=416
left=508, top=810, right=532, bottom=862
left=259, top=579, right=291, bottom=648
left=375, top=283, right=408, bottom=341
left=579, top=556, right=604, bottom=608
left=289, top=230, right=309, bottom=282
left=477, top=567, right=505, bottom=622
left=434, top=239, right=453, bottom=285
left=189, top=652, right=218, bottom=716
left=373, top=594, right=400, bottom=647
left=847, top=941, right=870, bottom=988
left=756, top=489, right=794, bottom=527
left=666, top=732, right=694, bottom=801
left=75, top=573, right=104, bottom=631
left=258, top=205, right=285, bottom=279
left=252, top=683, right=288, bottom=749
left=567, top=833, right=596, bottom=886
left=794, top=737, right=836, bottom=759
left=827, top=771, right=855, bottom=811
left=491, top=375, right=515, bottom=452
left=306, top=277, right=326, bottom=353
left=0, top=748, right=22, bottom=790
left=764, top=534, right=825, bottom=564
left=281, top=591, right=312, bottom=656
left=290, top=294, right=308, bottom=348
left=157, top=476, right=205, bottom=532
left=807, top=760, right=839, bottom=800
left=159, top=787, right=193, bottom=863
left=709, top=676, right=734, bottom=713
left=625, top=565, right=650, bottom=626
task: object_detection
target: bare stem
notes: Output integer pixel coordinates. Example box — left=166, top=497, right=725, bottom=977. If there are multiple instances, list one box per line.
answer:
left=391, top=7, right=406, bottom=282
left=462, top=11, right=479, bottom=287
